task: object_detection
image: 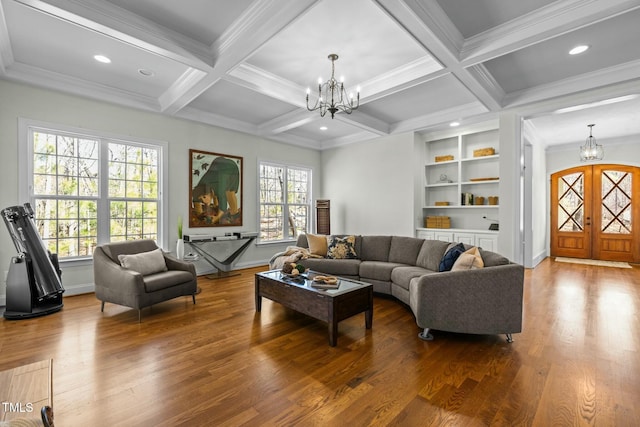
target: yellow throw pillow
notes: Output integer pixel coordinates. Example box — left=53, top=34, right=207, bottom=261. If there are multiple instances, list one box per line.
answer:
left=451, top=246, right=484, bottom=271
left=306, top=233, right=328, bottom=257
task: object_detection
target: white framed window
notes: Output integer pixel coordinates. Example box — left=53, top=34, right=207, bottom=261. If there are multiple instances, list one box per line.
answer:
left=259, top=162, right=311, bottom=242
left=19, top=119, right=167, bottom=260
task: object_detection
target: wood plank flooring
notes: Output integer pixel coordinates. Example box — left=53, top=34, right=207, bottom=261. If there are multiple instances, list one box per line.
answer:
left=1, top=258, right=639, bottom=426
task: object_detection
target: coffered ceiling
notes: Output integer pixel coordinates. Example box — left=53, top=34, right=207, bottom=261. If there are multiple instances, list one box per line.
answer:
left=1, top=0, right=639, bottom=150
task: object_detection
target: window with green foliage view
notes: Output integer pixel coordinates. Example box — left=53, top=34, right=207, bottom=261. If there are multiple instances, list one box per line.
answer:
left=259, top=162, right=311, bottom=242
left=29, top=128, right=163, bottom=259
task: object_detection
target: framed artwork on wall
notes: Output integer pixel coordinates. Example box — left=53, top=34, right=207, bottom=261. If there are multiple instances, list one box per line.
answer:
left=189, top=149, right=243, bottom=227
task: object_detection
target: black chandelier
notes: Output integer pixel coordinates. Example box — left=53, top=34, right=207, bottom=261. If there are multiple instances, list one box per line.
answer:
left=579, top=124, right=604, bottom=161
left=306, top=54, right=360, bottom=119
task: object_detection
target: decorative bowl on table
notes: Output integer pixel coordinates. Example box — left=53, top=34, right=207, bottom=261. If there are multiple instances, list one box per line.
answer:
left=281, top=262, right=307, bottom=278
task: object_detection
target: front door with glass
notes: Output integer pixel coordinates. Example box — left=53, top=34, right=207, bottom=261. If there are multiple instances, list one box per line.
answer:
left=551, top=164, right=640, bottom=262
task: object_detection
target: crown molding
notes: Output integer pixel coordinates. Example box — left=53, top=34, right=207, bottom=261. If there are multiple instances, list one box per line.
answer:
left=503, top=59, right=640, bottom=108
left=392, top=102, right=489, bottom=134
left=4, top=62, right=160, bottom=110
left=319, top=131, right=379, bottom=151
left=461, top=0, right=640, bottom=66
left=225, top=63, right=307, bottom=108
left=15, top=0, right=214, bottom=67
left=358, top=56, right=444, bottom=103
left=0, top=2, right=13, bottom=74
left=176, top=105, right=259, bottom=136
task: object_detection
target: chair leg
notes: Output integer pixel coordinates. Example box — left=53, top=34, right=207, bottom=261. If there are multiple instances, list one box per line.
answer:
left=192, top=293, right=196, bottom=304
left=101, top=301, right=105, bottom=312
left=418, top=328, right=434, bottom=341
left=138, top=309, right=142, bottom=323
left=505, top=333, right=513, bottom=343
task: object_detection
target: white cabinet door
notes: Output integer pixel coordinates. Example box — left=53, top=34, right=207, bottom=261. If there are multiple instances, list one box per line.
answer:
left=454, top=232, right=475, bottom=245
left=476, top=234, right=498, bottom=252
left=433, top=231, right=454, bottom=242
left=416, top=230, right=435, bottom=239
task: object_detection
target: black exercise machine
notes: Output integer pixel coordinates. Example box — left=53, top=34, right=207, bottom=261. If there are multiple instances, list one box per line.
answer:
left=2, top=203, right=64, bottom=319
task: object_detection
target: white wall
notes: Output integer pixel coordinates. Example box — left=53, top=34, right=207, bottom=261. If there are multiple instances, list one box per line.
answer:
left=321, top=132, right=417, bottom=236
left=0, top=80, right=321, bottom=302
left=498, top=113, right=523, bottom=262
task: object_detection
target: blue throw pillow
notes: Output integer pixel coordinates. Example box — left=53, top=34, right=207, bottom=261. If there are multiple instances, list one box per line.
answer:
left=438, top=242, right=466, bottom=272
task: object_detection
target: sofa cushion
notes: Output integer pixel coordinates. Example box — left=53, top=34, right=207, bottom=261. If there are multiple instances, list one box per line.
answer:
left=439, top=242, right=466, bottom=272
left=326, top=235, right=358, bottom=259
left=479, top=249, right=510, bottom=267
left=416, top=240, right=450, bottom=271
left=118, top=248, right=167, bottom=276
left=391, top=266, right=437, bottom=291
left=451, top=247, right=484, bottom=271
left=389, top=236, right=425, bottom=265
left=302, top=258, right=360, bottom=277
left=143, top=270, right=194, bottom=292
left=359, top=261, right=405, bottom=282
left=360, top=235, right=392, bottom=262
left=306, top=233, right=328, bottom=257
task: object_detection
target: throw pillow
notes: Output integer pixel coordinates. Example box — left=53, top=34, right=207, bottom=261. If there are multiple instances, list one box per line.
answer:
left=118, top=248, right=168, bottom=276
left=438, top=242, right=466, bottom=272
left=306, top=233, right=328, bottom=257
left=326, top=235, right=358, bottom=259
left=451, top=246, right=484, bottom=271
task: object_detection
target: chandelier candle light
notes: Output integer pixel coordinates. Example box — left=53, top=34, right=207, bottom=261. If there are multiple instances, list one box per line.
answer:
left=306, top=54, right=360, bottom=119
left=579, top=124, right=604, bottom=161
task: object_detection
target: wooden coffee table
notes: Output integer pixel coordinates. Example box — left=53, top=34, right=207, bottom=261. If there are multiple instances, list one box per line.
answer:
left=255, top=270, right=373, bottom=346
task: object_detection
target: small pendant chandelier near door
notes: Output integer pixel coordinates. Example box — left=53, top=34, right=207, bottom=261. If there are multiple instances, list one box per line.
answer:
left=579, top=124, right=604, bottom=161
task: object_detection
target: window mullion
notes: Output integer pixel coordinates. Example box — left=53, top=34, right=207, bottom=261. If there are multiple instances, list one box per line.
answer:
left=97, top=139, right=110, bottom=245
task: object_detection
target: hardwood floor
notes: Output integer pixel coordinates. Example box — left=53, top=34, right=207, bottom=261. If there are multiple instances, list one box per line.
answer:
left=1, top=259, right=639, bottom=426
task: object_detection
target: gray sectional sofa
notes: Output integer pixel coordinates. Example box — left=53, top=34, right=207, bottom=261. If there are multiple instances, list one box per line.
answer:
left=271, top=234, right=524, bottom=342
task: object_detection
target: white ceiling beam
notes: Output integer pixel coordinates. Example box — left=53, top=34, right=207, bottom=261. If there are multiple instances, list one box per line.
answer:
left=175, top=106, right=259, bottom=136
left=503, top=59, right=640, bottom=108
left=15, top=0, right=213, bottom=67
left=358, top=56, right=443, bottom=103
left=374, top=0, right=503, bottom=111
left=225, top=63, right=308, bottom=108
left=158, top=0, right=320, bottom=115
left=461, top=0, right=640, bottom=67
left=391, top=102, right=490, bottom=134
left=258, top=109, right=317, bottom=136
left=333, top=111, right=390, bottom=136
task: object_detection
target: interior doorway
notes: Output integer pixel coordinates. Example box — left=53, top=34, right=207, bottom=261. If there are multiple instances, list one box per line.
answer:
left=550, top=164, right=640, bottom=262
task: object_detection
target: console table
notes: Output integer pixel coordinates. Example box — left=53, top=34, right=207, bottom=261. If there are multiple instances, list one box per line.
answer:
left=184, top=236, right=255, bottom=279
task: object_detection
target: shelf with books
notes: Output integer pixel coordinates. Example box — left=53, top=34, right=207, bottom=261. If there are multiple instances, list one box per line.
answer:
left=423, top=126, right=500, bottom=231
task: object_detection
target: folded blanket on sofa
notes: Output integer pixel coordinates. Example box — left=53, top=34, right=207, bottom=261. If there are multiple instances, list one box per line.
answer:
left=268, top=246, right=322, bottom=269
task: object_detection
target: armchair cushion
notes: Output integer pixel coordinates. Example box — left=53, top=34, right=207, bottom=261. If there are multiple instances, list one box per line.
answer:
left=118, top=248, right=168, bottom=276
left=144, top=270, right=195, bottom=292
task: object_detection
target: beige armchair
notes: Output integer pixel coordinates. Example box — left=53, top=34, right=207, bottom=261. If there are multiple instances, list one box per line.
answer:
left=93, top=239, right=197, bottom=321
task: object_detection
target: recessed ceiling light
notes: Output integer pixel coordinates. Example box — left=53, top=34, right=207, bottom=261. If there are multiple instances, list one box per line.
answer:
left=138, top=68, right=155, bottom=77
left=569, top=45, right=589, bottom=55
left=94, top=54, right=111, bottom=64
left=319, top=126, right=328, bottom=131
left=449, top=122, right=460, bottom=127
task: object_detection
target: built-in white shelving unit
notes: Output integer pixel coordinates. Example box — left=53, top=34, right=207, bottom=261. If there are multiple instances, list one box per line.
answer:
left=421, top=128, right=500, bottom=235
